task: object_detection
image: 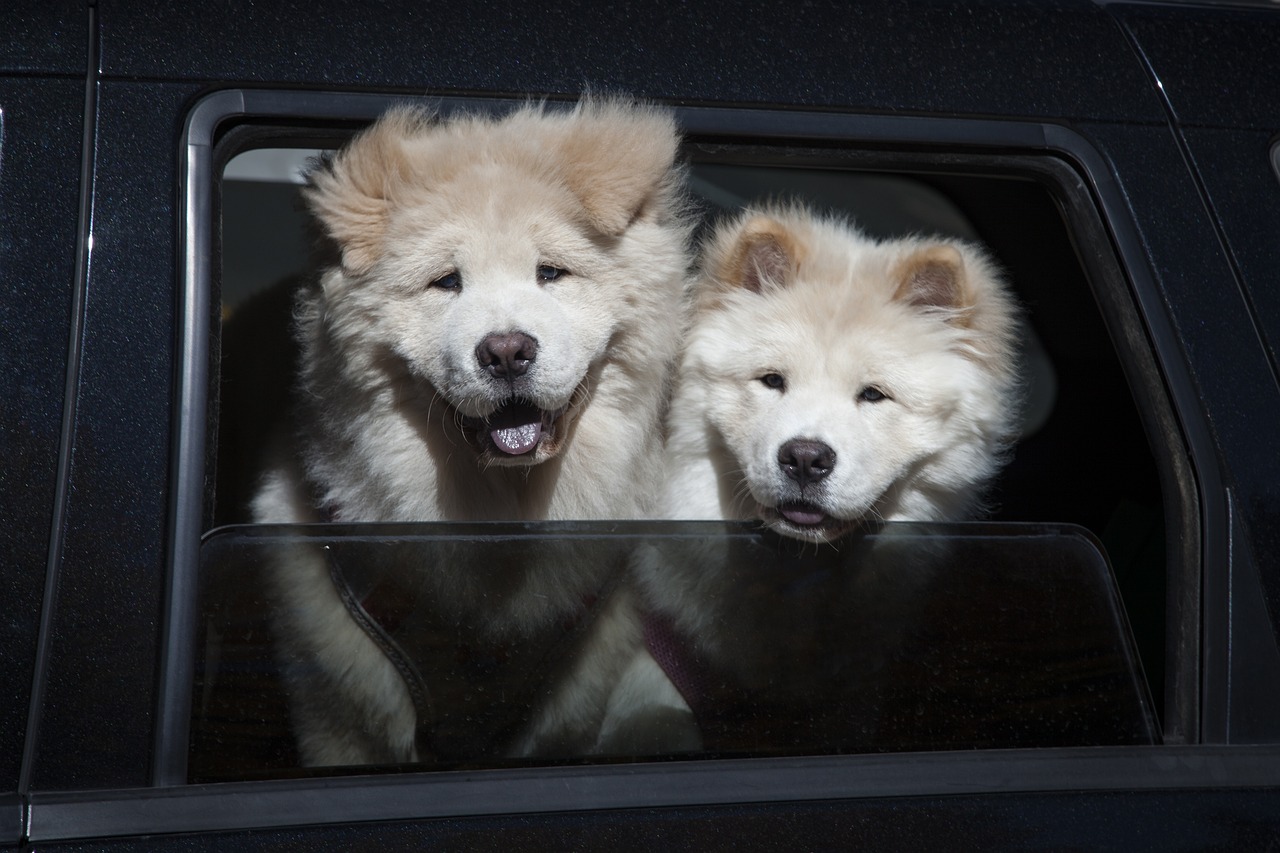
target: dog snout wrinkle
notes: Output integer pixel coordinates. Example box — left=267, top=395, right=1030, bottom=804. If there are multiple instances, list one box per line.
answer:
left=477, top=332, right=538, bottom=381
left=778, top=438, right=836, bottom=487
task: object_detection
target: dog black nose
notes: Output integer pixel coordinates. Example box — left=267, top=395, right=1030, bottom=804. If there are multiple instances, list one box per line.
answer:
left=778, top=439, right=836, bottom=487
left=476, top=332, right=538, bottom=380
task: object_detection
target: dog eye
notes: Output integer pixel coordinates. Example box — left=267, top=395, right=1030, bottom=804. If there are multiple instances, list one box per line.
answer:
left=858, top=385, right=890, bottom=403
left=537, top=264, right=569, bottom=282
left=759, top=373, right=786, bottom=391
left=430, top=271, right=461, bottom=290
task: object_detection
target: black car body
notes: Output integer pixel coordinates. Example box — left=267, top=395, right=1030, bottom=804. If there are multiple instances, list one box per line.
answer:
left=4, top=0, right=1280, bottom=847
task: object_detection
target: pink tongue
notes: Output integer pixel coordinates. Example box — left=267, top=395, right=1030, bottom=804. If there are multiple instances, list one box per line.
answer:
left=491, top=420, right=542, bottom=455
left=780, top=505, right=827, bottom=526
left=487, top=401, right=546, bottom=455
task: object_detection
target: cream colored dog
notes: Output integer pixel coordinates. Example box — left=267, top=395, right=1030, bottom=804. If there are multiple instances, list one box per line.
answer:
left=252, top=98, right=692, bottom=765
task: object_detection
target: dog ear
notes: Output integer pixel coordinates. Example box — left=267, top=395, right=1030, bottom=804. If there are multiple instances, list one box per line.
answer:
left=555, top=99, right=682, bottom=236
left=302, top=107, right=430, bottom=276
left=717, top=215, right=803, bottom=293
left=892, top=244, right=973, bottom=322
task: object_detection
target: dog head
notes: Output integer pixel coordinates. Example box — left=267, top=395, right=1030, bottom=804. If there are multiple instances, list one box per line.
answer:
left=680, top=206, right=1020, bottom=542
left=299, top=98, right=689, bottom=467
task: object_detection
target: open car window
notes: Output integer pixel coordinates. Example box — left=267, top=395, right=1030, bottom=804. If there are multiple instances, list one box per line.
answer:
left=168, top=95, right=1188, bottom=787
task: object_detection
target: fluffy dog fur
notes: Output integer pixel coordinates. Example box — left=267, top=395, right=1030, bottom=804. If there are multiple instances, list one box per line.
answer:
left=252, top=98, right=692, bottom=765
left=594, top=204, right=1022, bottom=753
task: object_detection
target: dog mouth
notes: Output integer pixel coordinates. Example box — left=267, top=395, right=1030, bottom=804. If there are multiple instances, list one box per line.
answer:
left=764, top=501, right=859, bottom=541
left=482, top=400, right=556, bottom=456
left=459, top=388, right=583, bottom=464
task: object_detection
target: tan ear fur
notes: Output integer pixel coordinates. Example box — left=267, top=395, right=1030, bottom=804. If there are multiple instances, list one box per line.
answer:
left=715, top=215, right=805, bottom=294
left=302, top=106, right=432, bottom=275
left=555, top=99, right=681, bottom=236
left=892, top=244, right=972, bottom=323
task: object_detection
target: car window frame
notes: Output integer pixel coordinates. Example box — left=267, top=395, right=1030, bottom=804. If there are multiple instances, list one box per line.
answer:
left=142, top=88, right=1218, bottom=829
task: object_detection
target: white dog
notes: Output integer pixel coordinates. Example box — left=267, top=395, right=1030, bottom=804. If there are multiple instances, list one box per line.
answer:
left=594, top=204, right=1022, bottom=753
left=251, top=98, right=693, bottom=766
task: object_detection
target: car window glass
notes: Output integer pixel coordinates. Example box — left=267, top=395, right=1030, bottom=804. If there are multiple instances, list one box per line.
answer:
left=190, top=521, right=1156, bottom=781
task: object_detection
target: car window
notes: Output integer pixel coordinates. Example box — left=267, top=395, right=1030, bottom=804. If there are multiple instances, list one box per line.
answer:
left=177, top=97, right=1186, bottom=784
